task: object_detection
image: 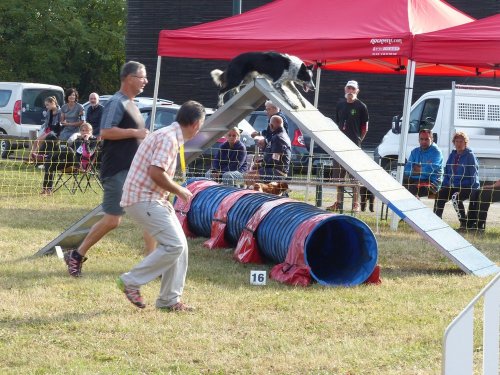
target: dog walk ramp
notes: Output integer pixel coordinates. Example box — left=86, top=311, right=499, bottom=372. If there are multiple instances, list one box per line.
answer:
left=183, top=82, right=268, bottom=165
left=207, top=77, right=497, bottom=276
left=35, top=205, right=104, bottom=257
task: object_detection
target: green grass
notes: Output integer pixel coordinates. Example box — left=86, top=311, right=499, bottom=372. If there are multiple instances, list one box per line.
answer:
left=1, top=192, right=499, bottom=374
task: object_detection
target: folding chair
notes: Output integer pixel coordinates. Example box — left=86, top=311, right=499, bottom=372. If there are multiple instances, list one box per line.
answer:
left=52, top=142, right=102, bottom=194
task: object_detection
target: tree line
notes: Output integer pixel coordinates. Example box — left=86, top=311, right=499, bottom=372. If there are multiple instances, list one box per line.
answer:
left=0, top=0, right=126, bottom=101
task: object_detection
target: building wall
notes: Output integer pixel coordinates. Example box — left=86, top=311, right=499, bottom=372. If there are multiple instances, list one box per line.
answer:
left=127, top=1, right=499, bottom=149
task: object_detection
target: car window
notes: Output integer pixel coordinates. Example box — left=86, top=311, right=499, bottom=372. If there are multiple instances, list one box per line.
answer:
left=408, top=98, right=440, bottom=133
left=141, top=111, right=151, bottom=127
left=420, top=98, right=440, bottom=130
left=141, top=108, right=179, bottom=131
left=22, top=89, right=64, bottom=125
left=155, top=110, right=176, bottom=130
left=249, top=113, right=268, bottom=132
left=0, top=90, right=11, bottom=107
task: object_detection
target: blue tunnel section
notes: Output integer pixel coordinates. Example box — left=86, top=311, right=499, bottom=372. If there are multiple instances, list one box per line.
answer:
left=184, top=181, right=378, bottom=286
left=187, top=184, right=240, bottom=238
left=304, top=215, right=378, bottom=286
left=256, top=202, right=323, bottom=262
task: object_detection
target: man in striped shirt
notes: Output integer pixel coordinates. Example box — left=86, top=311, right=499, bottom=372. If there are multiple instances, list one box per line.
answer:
left=116, top=100, right=205, bottom=311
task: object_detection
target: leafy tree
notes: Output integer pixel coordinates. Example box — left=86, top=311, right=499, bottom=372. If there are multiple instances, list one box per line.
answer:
left=0, top=0, right=126, bottom=101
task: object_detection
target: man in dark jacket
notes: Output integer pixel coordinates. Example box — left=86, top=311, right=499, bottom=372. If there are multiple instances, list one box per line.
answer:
left=245, top=115, right=291, bottom=185
left=86, top=92, right=104, bottom=137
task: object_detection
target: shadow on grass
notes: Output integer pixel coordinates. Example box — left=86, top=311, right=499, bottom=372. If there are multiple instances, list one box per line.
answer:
left=0, top=206, right=93, bottom=231
left=380, top=266, right=465, bottom=278
left=0, top=310, right=110, bottom=328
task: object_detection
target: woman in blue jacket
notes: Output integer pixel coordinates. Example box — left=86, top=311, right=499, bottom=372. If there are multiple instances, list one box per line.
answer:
left=433, top=131, right=479, bottom=228
left=205, top=127, right=247, bottom=186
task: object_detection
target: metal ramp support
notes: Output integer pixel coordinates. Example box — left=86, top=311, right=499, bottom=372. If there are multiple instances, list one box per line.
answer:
left=197, top=77, right=498, bottom=276
left=35, top=205, right=104, bottom=256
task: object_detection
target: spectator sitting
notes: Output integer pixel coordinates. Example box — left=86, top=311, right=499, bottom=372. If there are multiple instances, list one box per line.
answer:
left=251, top=100, right=289, bottom=150
left=86, top=92, right=104, bottom=137
left=59, top=88, right=84, bottom=141
left=433, top=131, right=479, bottom=229
left=245, top=115, right=291, bottom=186
left=465, top=179, right=500, bottom=232
left=403, top=129, right=443, bottom=197
left=30, top=96, right=62, bottom=162
left=205, top=127, right=248, bottom=186
left=41, top=122, right=98, bottom=195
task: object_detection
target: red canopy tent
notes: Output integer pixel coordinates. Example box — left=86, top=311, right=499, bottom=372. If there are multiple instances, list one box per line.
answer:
left=157, top=0, right=479, bottom=76
left=152, top=0, right=498, bottom=234
left=413, top=13, right=500, bottom=71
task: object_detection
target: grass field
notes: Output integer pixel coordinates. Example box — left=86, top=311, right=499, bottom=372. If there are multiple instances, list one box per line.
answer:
left=1, top=178, right=499, bottom=374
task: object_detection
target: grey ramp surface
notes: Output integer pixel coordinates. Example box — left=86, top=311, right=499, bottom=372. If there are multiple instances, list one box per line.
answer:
left=242, top=78, right=499, bottom=276
left=183, top=82, right=267, bottom=165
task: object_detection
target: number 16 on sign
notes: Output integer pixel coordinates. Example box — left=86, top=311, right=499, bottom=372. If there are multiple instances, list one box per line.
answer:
left=250, top=270, right=266, bottom=286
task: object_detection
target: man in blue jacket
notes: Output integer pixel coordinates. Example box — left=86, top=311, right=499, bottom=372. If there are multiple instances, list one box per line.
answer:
left=403, top=129, right=443, bottom=197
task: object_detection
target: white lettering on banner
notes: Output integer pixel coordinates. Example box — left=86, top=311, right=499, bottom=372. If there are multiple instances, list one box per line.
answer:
left=373, top=46, right=401, bottom=52
left=370, top=38, right=403, bottom=45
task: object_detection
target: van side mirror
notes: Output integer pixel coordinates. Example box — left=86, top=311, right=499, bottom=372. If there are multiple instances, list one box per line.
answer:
left=392, top=115, right=402, bottom=134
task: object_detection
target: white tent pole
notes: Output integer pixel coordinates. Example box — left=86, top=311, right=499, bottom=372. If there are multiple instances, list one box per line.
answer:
left=150, top=56, right=162, bottom=132
left=304, top=66, right=322, bottom=202
left=390, top=59, right=416, bottom=230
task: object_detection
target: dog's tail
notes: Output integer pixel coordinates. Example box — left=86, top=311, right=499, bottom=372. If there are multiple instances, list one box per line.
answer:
left=210, top=69, right=224, bottom=87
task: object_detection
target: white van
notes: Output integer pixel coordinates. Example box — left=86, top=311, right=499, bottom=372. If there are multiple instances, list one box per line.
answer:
left=374, top=83, right=500, bottom=182
left=0, top=82, right=64, bottom=157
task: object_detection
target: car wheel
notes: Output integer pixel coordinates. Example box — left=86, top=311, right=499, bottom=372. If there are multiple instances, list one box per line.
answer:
left=0, top=132, right=11, bottom=159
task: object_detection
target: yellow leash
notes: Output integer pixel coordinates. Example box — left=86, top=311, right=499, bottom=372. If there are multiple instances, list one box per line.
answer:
left=179, top=144, right=186, bottom=175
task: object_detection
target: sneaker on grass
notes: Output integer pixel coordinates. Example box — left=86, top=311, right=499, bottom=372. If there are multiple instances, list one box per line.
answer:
left=116, top=277, right=146, bottom=309
left=64, top=249, right=88, bottom=277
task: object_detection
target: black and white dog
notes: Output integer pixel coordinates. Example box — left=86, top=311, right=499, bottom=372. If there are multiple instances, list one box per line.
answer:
left=211, top=51, right=315, bottom=109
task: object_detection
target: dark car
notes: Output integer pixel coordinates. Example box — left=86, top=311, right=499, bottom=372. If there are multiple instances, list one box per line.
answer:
left=245, top=111, right=330, bottom=175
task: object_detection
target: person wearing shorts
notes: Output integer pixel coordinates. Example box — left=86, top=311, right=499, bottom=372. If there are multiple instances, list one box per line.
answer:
left=65, top=61, right=151, bottom=277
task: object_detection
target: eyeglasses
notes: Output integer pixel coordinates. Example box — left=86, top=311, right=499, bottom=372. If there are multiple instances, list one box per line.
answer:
left=131, top=75, right=148, bottom=80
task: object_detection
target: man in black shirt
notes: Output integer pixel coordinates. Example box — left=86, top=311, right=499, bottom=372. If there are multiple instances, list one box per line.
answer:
left=65, top=61, right=153, bottom=277
left=327, top=80, right=369, bottom=213
left=86, top=92, right=104, bottom=137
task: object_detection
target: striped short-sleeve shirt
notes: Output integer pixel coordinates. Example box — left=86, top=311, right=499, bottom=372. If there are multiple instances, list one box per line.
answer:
left=121, top=122, right=184, bottom=207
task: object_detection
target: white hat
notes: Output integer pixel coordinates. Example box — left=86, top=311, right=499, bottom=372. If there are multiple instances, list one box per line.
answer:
left=345, top=80, right=359, bottom=89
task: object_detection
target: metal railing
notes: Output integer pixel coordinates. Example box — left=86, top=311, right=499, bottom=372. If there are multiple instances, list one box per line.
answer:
left=443, top=271, right=500, bottom=375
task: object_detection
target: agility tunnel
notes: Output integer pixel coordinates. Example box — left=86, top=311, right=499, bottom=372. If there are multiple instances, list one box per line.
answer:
left=174, top=179, right=379, bottom=287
